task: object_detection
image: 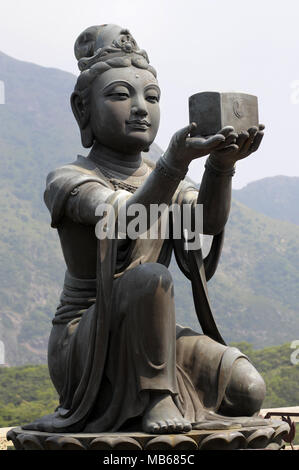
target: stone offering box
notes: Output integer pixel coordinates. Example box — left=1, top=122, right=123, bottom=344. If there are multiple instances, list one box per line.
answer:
left=189, top=92, right=259, bottom=136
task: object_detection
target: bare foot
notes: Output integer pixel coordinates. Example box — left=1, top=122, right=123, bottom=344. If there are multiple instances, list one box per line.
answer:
left=142, top=392, right=192, bottom=434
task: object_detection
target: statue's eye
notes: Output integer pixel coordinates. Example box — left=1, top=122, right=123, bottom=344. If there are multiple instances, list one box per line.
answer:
left=106, top=87, right=130, bottom=100
left=146, top=95, right=159, bottom=103
left=115, top=92, right=129, bottom=98
left=145, top=87, right=160, bottom=103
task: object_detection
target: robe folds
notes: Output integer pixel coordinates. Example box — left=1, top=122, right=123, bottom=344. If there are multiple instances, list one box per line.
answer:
left=25, top=154, right=248, bottom=433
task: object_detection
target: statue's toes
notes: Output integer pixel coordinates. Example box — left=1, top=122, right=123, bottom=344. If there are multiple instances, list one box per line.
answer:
left=147, top=422, right=159, bottom=434
left=182, top=420, right=192, bottom=433
left=165, top=419, right=176, bottom=432
left=173, top=418, right=184, bottom=432
left=157, top=420, right=167, bottom=433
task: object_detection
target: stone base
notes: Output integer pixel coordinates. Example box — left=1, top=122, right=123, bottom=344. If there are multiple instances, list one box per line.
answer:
left=7, top=420, right=290, bottom=450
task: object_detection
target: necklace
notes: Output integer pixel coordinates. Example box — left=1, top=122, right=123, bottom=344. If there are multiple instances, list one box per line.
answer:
left=98, top=160, right=154, bottom=193
left=99, top=166, right=142, bottom=193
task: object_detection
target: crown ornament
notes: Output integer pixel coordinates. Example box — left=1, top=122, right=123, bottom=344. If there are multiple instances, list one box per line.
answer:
left=74, top=24, right=150, bottom=72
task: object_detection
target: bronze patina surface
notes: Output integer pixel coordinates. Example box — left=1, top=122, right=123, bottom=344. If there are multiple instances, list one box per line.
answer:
left=8, top=421, right=290, bottom=450
left=189, top=91, right=259, bottom=136
left=16, top=24, right=273, bottom=443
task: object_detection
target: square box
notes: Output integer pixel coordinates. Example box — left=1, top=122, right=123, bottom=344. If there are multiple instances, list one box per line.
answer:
left=189, top=91, right=259, bottom=136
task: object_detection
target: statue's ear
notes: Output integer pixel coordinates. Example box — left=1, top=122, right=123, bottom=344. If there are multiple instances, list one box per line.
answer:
left=70, top=91, right=89, bottom=129
left=70, top=91, right=94, bottom=148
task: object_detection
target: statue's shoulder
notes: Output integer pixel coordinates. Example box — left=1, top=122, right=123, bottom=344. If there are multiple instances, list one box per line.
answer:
left=44, top=155, right=109, bottom=227
left=46, top=155, right=105, bottom=185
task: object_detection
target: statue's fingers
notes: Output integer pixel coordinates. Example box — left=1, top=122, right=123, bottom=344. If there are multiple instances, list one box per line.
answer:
left=214, top=144, right=239, bottom=156
left=238, top=136, right=253, bottom=157
left=259, top=123, right=265, bottom=131
left=238, top=128, right=258, bottom=156
left=186, top=134, right=225, bottom=149
left=249, top=131, right=264, bottom=153
left=215, top=133, right=238, bottom=150
left=247, top=126, right=258, bottom=138
left=223, top=133, right=238, bottom=146
left=203, top=134, right=227, bottom=148
left=236, top=131, right=250, bottom=152
left=217, top=126, right=235, bottom=137
left=175, top=122, right=197, bottom=143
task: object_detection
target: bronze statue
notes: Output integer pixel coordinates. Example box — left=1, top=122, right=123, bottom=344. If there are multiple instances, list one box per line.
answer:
left=24, top=24, right=267, bottom=435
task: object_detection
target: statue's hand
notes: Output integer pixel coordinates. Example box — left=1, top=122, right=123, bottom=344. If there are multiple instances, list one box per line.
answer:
left=164, top=123, right=237, bottom=170
left=209, top=124, right=265, bottom=169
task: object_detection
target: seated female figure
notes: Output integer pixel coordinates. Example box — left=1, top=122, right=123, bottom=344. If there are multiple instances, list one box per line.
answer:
left=24, top=24, right=266, bottom=434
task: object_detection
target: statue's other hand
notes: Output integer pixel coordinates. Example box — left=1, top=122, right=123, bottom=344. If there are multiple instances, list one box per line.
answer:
left=210, top=124, right=265, bottom=167
left=164, top=123, right=235, bottom=170
left=235, top=124, right=265, bottom=161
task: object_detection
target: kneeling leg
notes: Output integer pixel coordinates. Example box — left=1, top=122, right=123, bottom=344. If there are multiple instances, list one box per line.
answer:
left=218, top=358, right=266, bottom=417
left=115, top=263, right=191, bottom=433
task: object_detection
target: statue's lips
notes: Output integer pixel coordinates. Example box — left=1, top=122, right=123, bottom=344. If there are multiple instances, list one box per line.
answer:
left=126, top=120, right=151, bottom=130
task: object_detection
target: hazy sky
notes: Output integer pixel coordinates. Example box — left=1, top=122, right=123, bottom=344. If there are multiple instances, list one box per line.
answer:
left=1, top=0, right=299, bottom=188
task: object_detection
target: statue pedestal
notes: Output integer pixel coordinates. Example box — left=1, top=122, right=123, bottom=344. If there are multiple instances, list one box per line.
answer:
left=7, top=420, right=289, bottom=450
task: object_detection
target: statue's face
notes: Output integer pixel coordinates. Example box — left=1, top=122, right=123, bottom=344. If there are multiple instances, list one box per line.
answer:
left=89, top=66, right=160, bottom=154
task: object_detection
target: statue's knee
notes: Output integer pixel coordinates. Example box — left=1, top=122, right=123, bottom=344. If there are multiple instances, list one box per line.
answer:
left=242, top=371, right=266, bottom=414
left=223, top=359, right=266, bottom=416
left=134, top=263, right=173, bottom=297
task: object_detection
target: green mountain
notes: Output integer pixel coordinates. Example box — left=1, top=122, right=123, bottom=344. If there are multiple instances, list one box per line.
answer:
left=0, top=51, right=77, bottom=365
left=0, top=51, right=298, bottom=365
left=233, top=176, right=299, bottom=225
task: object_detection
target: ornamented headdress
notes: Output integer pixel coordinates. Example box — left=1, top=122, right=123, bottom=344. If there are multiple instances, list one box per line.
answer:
left=74, top=24, right=156, bottom=77
left=72, top=24, right=157, bottom=148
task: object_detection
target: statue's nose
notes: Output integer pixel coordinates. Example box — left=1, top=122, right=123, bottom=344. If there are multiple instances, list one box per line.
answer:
left=131, top=99, right=148, bottom=117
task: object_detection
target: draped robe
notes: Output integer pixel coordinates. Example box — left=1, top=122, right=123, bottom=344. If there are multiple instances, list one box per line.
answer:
left=24, top=154, right=250, bottom=433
